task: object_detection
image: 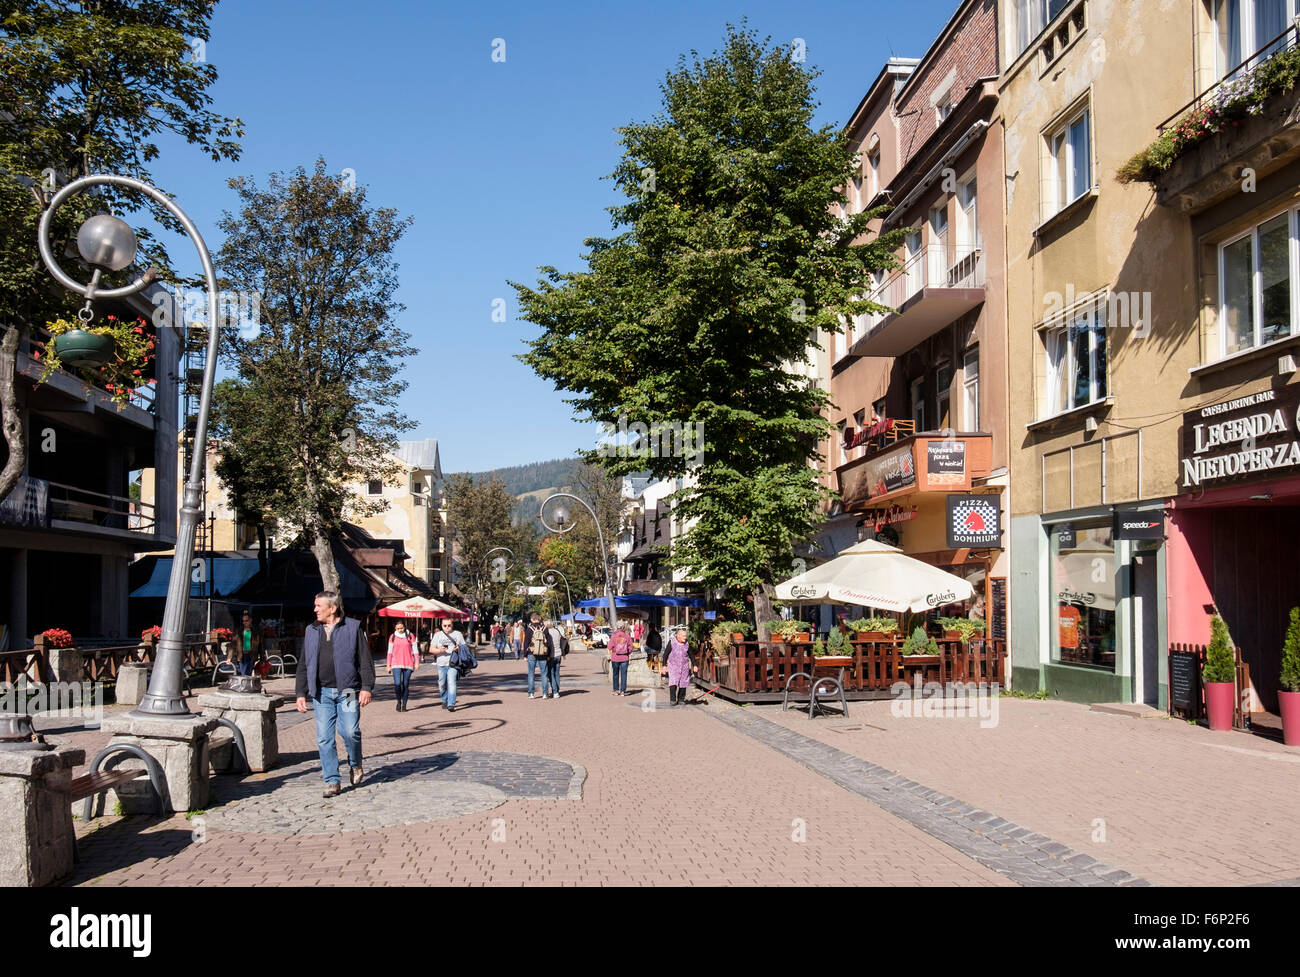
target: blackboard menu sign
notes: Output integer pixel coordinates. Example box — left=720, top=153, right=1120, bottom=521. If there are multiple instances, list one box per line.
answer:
left=1169, top=649, right=1199, bottom=720
left=990, top=577, right=1007, bottom=641
left=927, top=440, right=966, bottom=477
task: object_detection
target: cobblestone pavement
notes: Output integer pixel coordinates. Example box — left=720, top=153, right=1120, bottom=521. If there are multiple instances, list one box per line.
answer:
left=39, top=645, right=1298, bottom=885
left=745, top=693, right=1300, bottom=886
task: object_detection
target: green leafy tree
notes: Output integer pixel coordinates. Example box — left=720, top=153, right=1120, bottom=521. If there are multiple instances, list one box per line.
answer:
left=212, top=161, right=414, bottom=592
left=446, top=473, right=529, bottom=621
left=1204, top=613, right=1236, bottom=685
left=1280, top=607, right=1300, bottom=694
left=0, top=1, right=243, bottom=500
left=512, top=25, right=900, bottom=638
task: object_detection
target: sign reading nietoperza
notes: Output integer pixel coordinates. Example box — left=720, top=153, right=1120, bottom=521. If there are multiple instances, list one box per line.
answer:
left=1179, top=387, right=1300, bottom=490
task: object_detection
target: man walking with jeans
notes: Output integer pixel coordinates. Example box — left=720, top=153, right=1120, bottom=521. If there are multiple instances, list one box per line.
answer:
left=431, top=617, right=465, bottom=712
left=523, top=612, right=548, bottom=699
left=296, top=591, right=374, bottom=798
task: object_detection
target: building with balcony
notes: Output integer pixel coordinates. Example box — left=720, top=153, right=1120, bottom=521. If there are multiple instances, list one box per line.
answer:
left=818, top=0, right=1010, bottom=638
left=998, top=0, right=1300, bottom=714
left=0, top=287, right=181, bottom=645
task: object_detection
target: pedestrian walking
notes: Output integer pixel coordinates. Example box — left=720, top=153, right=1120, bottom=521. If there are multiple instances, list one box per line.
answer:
left=511, top=619, right=524, bottom=660
left=608, top=622, right=632, bottom=696
left=295, top=591, right=374, bottom=797
left=543, top=618, right=565, bottom=699
left=386, top=621, right=418, bottom=712
left=664, top=626, right=697, bottom=706
left=523, top=612, right=548, bottom=699
left=430, top=616, right=466, bottom=712
left=493, top=622, right=508, bottom=660
left=645, top=621, right=662, bottom=668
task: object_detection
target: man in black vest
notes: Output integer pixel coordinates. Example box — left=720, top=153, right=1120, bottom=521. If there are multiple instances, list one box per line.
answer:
left=296, top=591, right=375, bottom=797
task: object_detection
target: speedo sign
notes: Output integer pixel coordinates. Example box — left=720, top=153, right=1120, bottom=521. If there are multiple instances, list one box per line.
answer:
left=1179, top=387, right=1300, bottom=490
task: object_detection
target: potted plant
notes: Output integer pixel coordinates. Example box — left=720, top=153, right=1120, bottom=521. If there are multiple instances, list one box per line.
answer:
left=937, top=617, right=985, bottom=643
left=847, top=616, right=899, bottom=640
left=38, top=628, right=75, bottom=649
left=900, top=626, right=940, bottom=657
left=718, top=619, right=752, bottom=643
left=766, top=619, right=787, bottom=643
left=789, top=621, right=812, bottom=643
left=816, top=626, right=854, bottom=667
left=140, top=625, right=162, bottom=642
left=709, top=624, right=735, bottom=664
left=211, top=626, right=235, bottom=658
left=38, top=316, right=156, bottom=410
left=1203, top=613, right=1236, bottom=731
left=1280, top=607, right=1300, bottom=747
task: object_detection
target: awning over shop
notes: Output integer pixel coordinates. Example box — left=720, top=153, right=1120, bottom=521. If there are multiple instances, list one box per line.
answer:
left=130, top=556, right=261, bottom=599
left=575, top=594, right=704, bottom=609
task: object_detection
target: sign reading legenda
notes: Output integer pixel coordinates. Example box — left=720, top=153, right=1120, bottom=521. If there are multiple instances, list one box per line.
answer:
left=1179, top=387, right=1300, bottom=490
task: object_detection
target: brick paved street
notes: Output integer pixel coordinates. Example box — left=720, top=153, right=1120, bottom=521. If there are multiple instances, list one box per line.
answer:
left=40, top=646, right=1300, bottom=886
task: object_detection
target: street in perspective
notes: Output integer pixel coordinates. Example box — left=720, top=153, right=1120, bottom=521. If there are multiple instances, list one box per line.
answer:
left=0, top=0, right=1297, bottom=951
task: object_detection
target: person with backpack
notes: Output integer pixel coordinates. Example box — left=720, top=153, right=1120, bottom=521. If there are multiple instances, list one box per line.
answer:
left=543, top=618, right=566, bottom=699
left=607, top=622, right=632, bottom=696
left=523, top=612, right=548, bottom=699
left=386, top=621, right=418, bottom=712
left=431, top=616, right=467, bottom=712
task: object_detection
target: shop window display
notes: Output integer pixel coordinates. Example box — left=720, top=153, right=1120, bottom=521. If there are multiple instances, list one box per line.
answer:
left=1050, top=522, right=1117, bottom=669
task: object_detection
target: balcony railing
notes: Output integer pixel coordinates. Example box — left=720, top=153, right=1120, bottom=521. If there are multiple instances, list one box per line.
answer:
left=1157, top=21, right=1300, bottom=134
left=47, top=480, right=156, bottom=534
left=851, top=244, right=984, bottom=343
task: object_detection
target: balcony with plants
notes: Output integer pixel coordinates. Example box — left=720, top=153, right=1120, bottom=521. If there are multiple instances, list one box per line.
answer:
left=1118, top=24, right=1300, bottom=210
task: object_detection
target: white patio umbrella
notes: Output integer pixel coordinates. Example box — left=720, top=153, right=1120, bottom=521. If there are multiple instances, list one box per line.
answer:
left=774, top=539, right=975, bottom=613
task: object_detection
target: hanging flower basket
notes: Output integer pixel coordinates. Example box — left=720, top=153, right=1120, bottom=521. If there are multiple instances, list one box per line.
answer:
left=52, top=328, right=115, bottom=366
left=37, top=316, right=156, bottom=410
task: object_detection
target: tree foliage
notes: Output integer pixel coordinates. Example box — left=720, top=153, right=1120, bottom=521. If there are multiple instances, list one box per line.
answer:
left=0, top=0, right=243, bottom=499
left=211, top=160, right=413, bottom=592
left=445, top=473, right=530, bottom=615
left=512, top=25, right=900, bottom=633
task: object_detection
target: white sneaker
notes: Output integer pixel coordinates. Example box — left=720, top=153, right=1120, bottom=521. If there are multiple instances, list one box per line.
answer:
left=529, top=693, right=536, bottom=699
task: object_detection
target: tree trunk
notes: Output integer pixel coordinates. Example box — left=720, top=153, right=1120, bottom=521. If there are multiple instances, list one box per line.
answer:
left=753, top=581, right=776, bottom=641
left=256, top=522, right=269, bottom=577
left=310, top=527, right=340, bottom=595
left=0, top=327, right=27, bottom=504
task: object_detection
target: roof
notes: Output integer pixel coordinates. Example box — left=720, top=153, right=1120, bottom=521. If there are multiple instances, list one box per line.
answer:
left=575, top=594, right=704, bottom=609
left=394, top=439, right=440, bottom=471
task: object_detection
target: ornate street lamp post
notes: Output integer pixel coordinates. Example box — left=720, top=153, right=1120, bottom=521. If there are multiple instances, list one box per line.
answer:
left=541, top=569, right=573, bottom=620
left=38, top=175, right=220, bottom=717
left=540, top=493, right=617, bottom=629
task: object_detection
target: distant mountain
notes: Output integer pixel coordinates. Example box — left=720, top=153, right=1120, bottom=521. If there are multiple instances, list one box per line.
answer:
left=454, top=458, right=577, bottom=497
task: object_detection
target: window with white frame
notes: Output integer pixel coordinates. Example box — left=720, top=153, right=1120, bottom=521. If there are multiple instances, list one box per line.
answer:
left=1218, top=207, right=1297, bottom=357
left=910, top=377, right=927, bottom=430
left=1013, top=0, right=1072, bottom=61
left=956, top=176, right=979, bottom=250
left=868, top=146, right=880, bottom=198
left=963, top=347, right=980, bottom=430
left=1216, top=0, right=1294, bottom=80
left=1046, top=103, right=1091, bottom=218
left=905, top=230, right=923, bottom=298
left=1042, top=295, right=1108, bottom=416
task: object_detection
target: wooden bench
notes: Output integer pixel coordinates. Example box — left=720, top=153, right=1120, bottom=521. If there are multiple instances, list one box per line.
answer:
left=63, top=769, right=144, bottom=812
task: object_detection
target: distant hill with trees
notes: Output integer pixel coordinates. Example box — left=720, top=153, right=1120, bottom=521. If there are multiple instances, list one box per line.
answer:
left=455, top=458, right=577, bottom=498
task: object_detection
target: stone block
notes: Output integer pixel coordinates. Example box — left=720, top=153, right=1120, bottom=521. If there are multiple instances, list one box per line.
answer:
left=197, top=690, right=285, bottom=772
left=115, top=663, right=150, bottom=706
left=47, top=647, right=83, bottom=684
left=625, top=652, right=661, bottom=690
left=97, top=713, right=220, bottom=814
left=0, top=746, right=85, bottom=887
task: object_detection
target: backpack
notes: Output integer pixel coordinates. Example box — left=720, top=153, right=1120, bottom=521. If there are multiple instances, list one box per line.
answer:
left=530, top=627, right=547, bottom=658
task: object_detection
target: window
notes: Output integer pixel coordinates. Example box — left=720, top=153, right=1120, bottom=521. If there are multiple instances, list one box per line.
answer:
left=1047, top=105, right=1091, bottom=217
left=963, top=347, right=980, bottom=430
left=905, top=230, right=924, bottom=299
left=1042, top=296, right=1108, bottom=415
left=367, top=478, right=383, bottom=496
left=1219, top=209, right=1296, bottom=357
left=1050, top=521, right=1117, bottom=671
left=929, top=203, right=949, bottom=285
left=868, top=148, right=880, bottom=198
left=909, top=377, right=926, bottom=431
left=1216, top=0, right=1293, bottom=80
left=1014, top=0, right=1072, bottom=61
left=956, top=177, right=979, bottom=251
left=852, top=176, right=863, bottom=213
left=935, top=359, right=953, bottom=429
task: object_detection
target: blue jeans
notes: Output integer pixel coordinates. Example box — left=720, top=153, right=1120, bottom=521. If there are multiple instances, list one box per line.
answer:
left=610, top=658, right=628, bottom=693
left=237, top=655, right=252, bottom=676
left=391, top=667, right=411, bottom=704
left=511, top=640, right=521, bottom=660
left=544, top=658, right=560, bottom=697
left=437, top=662, right=458, bottom=708
left=526, top=654, right=543, bottom=695
left=313, top=687, right=362, bottom=785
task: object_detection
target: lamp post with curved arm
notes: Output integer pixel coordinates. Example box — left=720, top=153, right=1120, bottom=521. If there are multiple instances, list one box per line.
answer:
left=37, top=175, right=220, bottom=718
left=542, top=569, right=573, bottom=620
left=540, top=493, right=617, bottom=628
left=479, top=546, right=514, bottom=628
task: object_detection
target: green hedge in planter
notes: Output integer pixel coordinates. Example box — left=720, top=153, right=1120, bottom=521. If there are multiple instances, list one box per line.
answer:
left=901, top=626, right=939, bottom=657
left=937, top=617, right=986, bottom=642
left=846, top=616, right=898, bottom=634
left=1203, top=613, right=1236, bottom=684
left=1281, top=607, right=1300, bottom=694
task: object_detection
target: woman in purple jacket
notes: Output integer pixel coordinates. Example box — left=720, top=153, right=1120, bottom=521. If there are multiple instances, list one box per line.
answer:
left=665, top=627, right=697, bottom=706
left=607, top=624, right=632, bottom=696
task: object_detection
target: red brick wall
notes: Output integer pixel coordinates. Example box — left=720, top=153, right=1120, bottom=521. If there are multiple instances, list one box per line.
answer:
left=895, top=0, right=999, bottom=164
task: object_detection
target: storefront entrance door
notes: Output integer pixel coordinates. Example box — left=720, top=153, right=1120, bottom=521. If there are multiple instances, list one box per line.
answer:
left=1133, top=551, right=1160, bottom=707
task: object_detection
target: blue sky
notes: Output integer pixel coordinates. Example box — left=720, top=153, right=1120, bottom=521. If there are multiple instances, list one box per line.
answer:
left=145, top=0, right=959, bottom=472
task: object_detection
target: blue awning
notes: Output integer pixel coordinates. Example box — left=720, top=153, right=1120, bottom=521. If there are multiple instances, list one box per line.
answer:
left=130, top=557, right=262, bottom=599
left=575, top=594, right=704, bottom=609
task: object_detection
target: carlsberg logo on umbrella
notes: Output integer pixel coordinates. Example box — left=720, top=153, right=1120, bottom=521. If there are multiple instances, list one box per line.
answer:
left=791, top=584, right=819, bottom=598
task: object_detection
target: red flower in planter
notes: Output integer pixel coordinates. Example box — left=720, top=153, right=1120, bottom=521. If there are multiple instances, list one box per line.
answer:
left=39, top=628, right=75, bottom=648
left=210, top=627, right=234, bottom=643
left=141, top=625, right=162, bottom=641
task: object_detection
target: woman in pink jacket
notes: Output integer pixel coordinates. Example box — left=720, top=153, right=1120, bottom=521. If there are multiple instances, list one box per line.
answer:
left=387, top=622, right=419, bottom=712
left=607, top=624, right=632, bottom=696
